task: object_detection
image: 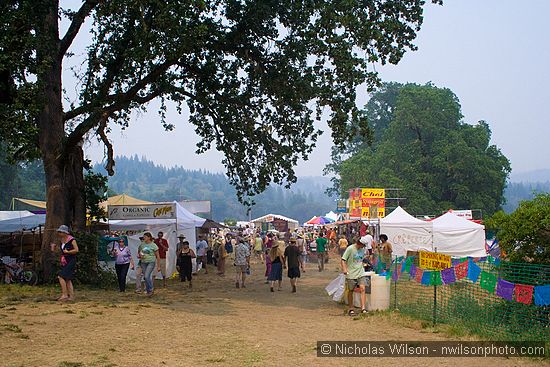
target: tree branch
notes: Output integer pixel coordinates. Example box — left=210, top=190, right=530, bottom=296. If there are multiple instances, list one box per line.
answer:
left=96, top=114, right=115, bottom=176
left=64, top=86, right=164, bottom=151
left=59, top=0, right=100, bottom=59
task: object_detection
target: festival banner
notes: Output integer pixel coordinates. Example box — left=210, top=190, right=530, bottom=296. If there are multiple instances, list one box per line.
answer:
left=480, top=271, right=498, bottom=293
left=467, top=260, right=481, bottom=283
left=496, top=279, right=514, bottom=301
left=361, top=188, right=385, bottom=199
left=419, top=251, right=452, bottom=270
left=441, top=267, right=456, bottom=285
left=454, top=261, right=468, bottom=280
left=108, top=203, right=176, bottom=220
left=515, top=284, right=534, bottom=305
left=534, top=285, right=550, bottom=306
left=421, top=271, right=432, bottom=286
left=361, top=206, right=385, bottom=219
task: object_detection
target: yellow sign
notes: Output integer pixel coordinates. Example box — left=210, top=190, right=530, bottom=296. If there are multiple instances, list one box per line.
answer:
left=361, top=207, right=386, bottom=218
left=419, top=251, right=451, bottom=270
left=361, top=188, right=385, bottom=199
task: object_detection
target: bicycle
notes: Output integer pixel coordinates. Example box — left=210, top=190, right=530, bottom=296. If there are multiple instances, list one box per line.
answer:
left=0, top=259, right=39, bottom=285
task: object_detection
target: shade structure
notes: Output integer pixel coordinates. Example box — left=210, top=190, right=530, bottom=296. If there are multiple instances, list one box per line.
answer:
left=109, top=201, right=206, bottom=279
left=14, top=194, right=152, bottom=211
left=306, top=216, right=335, bottom=225
left=432, top=211, right=486, bottom=257
left=99, top=194, right=152, bottom=210
left=380, top=206, right=433, bottom=256
left=0, top=214, right=46, bottom=233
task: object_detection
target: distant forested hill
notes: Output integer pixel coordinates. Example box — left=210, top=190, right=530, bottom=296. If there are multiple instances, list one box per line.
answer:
left=93, top=155, right=336, bottom=223
left=503, top=181, right=550, bottom=213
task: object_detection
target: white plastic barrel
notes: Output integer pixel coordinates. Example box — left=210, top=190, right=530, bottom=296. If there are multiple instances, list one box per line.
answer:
left=367, top=274, right=391, bottom=311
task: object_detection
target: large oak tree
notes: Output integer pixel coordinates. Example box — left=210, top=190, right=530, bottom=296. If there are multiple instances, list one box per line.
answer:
left=332, top=83, right=511, bottom=216
left=0, top=0, right=440, bottom=275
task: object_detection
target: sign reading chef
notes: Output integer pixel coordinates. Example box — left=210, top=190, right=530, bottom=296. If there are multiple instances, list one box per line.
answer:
left=108, top=203, right=176, bottom=220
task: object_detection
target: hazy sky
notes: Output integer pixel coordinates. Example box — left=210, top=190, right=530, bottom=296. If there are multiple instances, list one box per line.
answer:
left=85, top=0, right=550, bottom=177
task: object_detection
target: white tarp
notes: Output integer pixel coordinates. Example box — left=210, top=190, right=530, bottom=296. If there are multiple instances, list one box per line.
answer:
left=0, top=211, right=34, bottom=221
left=108, top=201, right=206, bottom=279
left=380, top=206, right=433, bottom=257
left=0, top=213, right=46, bottom=233
left=432, top=212, right=486, bottom=258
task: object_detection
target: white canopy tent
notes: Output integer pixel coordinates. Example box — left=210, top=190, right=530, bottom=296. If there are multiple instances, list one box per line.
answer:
left=108, top=201, right=206, bottom=280
left=380, top=206, right=433, bottom=257
left=432, top=211, right=486, bottom=257
left=324, top=211, right=340, bottom=222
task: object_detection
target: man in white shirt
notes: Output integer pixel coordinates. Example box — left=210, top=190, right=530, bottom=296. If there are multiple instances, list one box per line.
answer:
left=360, top=233, right=374, bottom=255
left=196, top=236, right=209, bottom=274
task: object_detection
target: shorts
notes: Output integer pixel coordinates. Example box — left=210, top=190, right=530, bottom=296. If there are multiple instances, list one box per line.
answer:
left=235, top=264, right=248, bottom=273
left=159, top=258, right=167, bottom=277
left=346, top=276, right=367, bottom=290
left=287, top=267, right=301, bottom=279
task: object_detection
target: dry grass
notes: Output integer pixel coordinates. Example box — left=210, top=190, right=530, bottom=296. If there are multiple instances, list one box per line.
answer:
left=0, top=260, right=543, bottom=367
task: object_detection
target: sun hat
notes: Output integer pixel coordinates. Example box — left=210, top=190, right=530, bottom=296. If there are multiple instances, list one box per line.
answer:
left=177, top=234, right=186, bottom=239
left=56, top=225, right=70, bottom=234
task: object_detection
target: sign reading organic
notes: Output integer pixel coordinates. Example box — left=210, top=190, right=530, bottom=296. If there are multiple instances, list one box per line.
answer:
left=419, top=251, right=452, bottom=271
left=108, top=203, right=176, bottom=220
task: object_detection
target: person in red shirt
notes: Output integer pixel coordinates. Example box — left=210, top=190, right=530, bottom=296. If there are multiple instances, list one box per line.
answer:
left=154, top=231, right=169, bottom=288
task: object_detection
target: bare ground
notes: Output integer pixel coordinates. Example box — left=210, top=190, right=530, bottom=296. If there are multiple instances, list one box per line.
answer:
left=0, top=258, right=545, bottom=367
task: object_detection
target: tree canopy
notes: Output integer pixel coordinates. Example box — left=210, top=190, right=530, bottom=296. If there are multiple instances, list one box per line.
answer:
left=0, top=0, right=441, bottom=206
left=489, top=194, right=550, bottom=264
left=329, top=83, right=511, bottom=216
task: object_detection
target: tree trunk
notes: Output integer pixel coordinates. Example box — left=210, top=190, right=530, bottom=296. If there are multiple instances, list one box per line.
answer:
left=36, top=1, right=86, bottom=281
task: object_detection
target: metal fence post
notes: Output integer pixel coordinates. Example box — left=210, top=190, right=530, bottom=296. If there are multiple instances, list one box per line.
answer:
left=393, top=255, right=398, bottom=309
left=433, top=248, right=437, bottom=327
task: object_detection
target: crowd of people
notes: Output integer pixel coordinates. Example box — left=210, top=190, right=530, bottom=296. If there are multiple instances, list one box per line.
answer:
left=51, top=222, right=393, bottom=311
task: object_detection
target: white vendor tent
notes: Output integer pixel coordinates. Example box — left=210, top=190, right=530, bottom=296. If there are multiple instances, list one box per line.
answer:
left=380, top=206, right=433, bottom=257
left=108, top=201, right=206, bottom=280
left=432, top=211, right=486, bottom=258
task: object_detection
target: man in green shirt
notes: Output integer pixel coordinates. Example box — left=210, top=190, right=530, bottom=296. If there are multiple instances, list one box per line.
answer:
left=341, top=238, right=368, bottom=316
left=315, top=234, right=328, bottom=272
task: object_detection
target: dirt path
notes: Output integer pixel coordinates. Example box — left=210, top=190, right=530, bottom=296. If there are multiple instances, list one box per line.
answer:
left=0, top=259, right=543, bottom=367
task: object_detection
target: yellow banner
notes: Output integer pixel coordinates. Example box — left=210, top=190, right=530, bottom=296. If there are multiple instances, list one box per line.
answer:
left=360, top=207, right=386, bottom=218
left=419, top=251, right=451, bottom=270
left=361, top=188, right=385, bottom=199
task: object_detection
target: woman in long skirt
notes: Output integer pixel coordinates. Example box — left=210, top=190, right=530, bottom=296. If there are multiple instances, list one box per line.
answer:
left=177, top=241, right=195, bottom=288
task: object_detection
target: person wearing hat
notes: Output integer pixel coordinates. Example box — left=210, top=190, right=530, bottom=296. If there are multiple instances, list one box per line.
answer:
left=176, top=240, right=195, bottom=287
left=341, top=237, right=368, bottom=316
left=267, top=242, right=285, bottom=292
left=50, top=225, right=79, bottom=302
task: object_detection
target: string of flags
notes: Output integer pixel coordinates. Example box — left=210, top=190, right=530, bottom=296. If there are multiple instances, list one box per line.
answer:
left=384, top=256, right=550, bottom=307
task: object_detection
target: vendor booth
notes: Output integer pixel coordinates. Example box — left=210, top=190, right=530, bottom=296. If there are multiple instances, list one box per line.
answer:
left=380, top=206, right=433, bottom=257
left=251, top=214, right=299, bottom=232
left=380, top=207, right=487, bottom=258
left=432, top=211, right=486, bottom=257
left=107, top=201, right=206, bottom=280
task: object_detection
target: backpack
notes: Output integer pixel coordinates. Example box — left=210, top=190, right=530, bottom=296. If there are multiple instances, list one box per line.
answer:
left=225, top=241, right=233, bottom=254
